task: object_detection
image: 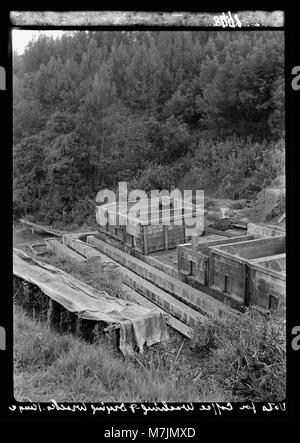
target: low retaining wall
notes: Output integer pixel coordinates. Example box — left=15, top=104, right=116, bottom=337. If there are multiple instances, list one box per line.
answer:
left=247, top=223, right=285, bottom=238
left=177, top=234, right=253, bottom=286
left=248, top=254, right=286, bottom=313
left=63, top=235, right=205, bottom=329
left=86, top=235, right=238, bottom=321
left=209, top=235, right=286, bottom=308
left=45, top=238, right=86, bottom=262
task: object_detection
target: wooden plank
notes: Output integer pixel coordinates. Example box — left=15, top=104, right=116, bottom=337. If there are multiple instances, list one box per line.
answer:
left=230, top=222, right=248, bottom=229
left=19, top=219, right=63, bottom=237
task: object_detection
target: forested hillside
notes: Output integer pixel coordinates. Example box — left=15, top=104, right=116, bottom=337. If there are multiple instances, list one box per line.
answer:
left=13, top=30, right=285, bottom=228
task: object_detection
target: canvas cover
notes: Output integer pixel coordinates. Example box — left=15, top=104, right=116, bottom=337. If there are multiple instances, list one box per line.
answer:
left=13, top=249, right=168, bottom=355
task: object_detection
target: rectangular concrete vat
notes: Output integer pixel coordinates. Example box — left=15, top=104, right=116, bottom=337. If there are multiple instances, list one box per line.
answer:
left=96, top=196, right=205, bottom=255
left=209, top=235, right=286, bottom=306
left=247, top=223, right=285, bottom=238
left=63, top=235, right=206, bottom=329
left=45, top=238, right=87, bottom=262
left=248, top=254, right=286, bottom=313
left=178, top=234, right=254, bottom=286
left=86, top=235, right=238, bottom=320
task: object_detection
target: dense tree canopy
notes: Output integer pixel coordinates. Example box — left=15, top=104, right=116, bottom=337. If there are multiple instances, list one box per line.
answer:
left=13, top=30, right=284, bottom=227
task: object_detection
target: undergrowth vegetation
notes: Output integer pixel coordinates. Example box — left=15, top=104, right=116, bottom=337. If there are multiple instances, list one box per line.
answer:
left=14, top=261, right=286, bottom=403
left=13, top=31, right=284, bottom=227
left=14, top=306, right=225, bottom=402
left=190, top=309, right=286, bottom=402
left=41, top=254, right=124, bottom=299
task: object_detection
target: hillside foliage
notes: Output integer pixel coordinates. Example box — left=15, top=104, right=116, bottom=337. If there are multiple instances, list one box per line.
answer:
left=13, top=31, right=284, bottom=226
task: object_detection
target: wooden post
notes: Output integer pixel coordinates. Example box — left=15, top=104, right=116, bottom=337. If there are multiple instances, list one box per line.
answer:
left=244, top=264, right=250, bottom=306
left=47, top=299, right=61, bottom=330
left=59, top=310, right=64, bottom=332
left=164, top=225, right=169, bottom=251
left=143, top=226, right=148, bottom=255
left=22, top=281, right=30, bottom=304
left=47, top=299, right=54, bottom=327
left=76, top=316, right=82, bottom=337
left=191, top=235, right=198, bottom=251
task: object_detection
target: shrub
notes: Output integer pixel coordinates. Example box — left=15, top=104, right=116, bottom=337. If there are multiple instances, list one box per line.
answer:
left=265, top=194, right=286, bottom=221
left=191, top=136, right=285, bottom=199
left=129, top=164, right=177, bottom=193
left=190, top=309, right=286, bottom=402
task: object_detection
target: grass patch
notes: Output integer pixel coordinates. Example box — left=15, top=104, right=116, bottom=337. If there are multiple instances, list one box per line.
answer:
left=190, top=309, right=286, bottom=402
left=41, top=254, right=124, bottom=299
left=14, top=306, right=226, bottom=402
left=14, top=248, right=285, bottom=402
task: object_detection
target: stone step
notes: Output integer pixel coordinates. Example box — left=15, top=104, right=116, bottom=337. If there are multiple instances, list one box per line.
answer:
left=87, top=235, right=238, bottom=321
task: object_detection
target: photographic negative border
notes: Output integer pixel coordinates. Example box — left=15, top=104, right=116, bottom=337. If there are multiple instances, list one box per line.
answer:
left=2, top=5, right=299, bottom=425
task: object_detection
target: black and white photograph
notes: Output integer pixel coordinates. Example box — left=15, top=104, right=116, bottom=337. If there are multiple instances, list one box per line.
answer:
left=7, top=9, right=291, bottom=420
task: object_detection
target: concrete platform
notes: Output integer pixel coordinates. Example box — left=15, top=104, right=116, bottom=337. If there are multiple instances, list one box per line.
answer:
left=64, top=236, right=204, bottom=333
left=177, top=234, right=254, bottom=286
left=209, top=235, right=286, bottom=307
left=87, top=231, right=245, bottom=311
left=248, top=254, right=286, bottom=313
left=45, top=238, right=86, bottom=262
left=86, top=235, right=239, bottom=321
left=149, top=249, right=178, bottom=270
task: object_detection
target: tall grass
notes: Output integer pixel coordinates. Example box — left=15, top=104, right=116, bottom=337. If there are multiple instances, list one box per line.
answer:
left=190, top=309, right=286, bottom=402
left=41, top=254, right=124, bottom=300
left=14, top=306, right=226, bottom=402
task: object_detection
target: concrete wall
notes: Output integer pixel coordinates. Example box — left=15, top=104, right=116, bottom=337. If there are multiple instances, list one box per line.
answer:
left=178, top=245, right=209, bottom=285
left=45, top=238, right=86, bottom=262
left=209, top=236, right=286, bottom=309
left=211, top=235, right=285, bottom=260
left=177, top=234, right=254, bottom=286
left=86, top=235, right=238, bottom=321
left=251, top=253, right=286, bottom=273
left=63, top=235, right=206, bottom=329
left=97, top=196, right=206, bottom=255
left=249, top=258, right=286, bottom=313
left=247, top=222, right=285, bottom=238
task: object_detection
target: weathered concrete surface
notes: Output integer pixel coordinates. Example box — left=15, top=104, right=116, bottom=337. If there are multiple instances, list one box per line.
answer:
left=252, top=253, right=286, bottom=273
left=209, top=235, right=286, bottom=308
left=65, top=236, right=204, bottom=331
left=91, top=231, right=245, bottom=311
left=177, top=234, right=254, bottom=286
left=19, top=218, right=63, bottom=237
left=247, top=222, right=285, bottom=238
left=45, top=238, right=86, bottom=262
left=249, top=255, right=286, bottom=314
left=64, top=236, right=101, bottom=259
left=63, top=231, right=98, bottom=244
left=64, top=238, right=186, bottom=331
left=86, top=235, right=238, bottom=321
left=118, top=283, right=192, bottom=338
left=96, top=229, right=180, bottom=280
left=147, top=249, right=179, bottom=278
left=97, top=196, right=205, bottom=254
